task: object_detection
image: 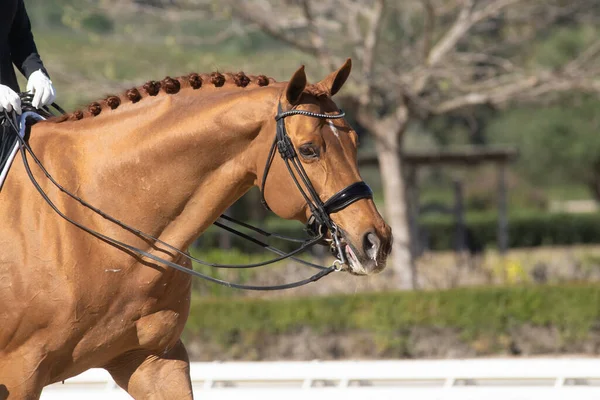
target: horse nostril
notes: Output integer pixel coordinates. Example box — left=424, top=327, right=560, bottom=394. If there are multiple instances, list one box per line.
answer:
left=363, top=232, right=380, bottom=261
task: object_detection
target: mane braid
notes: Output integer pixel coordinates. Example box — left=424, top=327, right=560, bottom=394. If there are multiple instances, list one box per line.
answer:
left=88, top=102, right=101, bottom=116
left=210, top=72, right=225, bottom=87
left=46, top=71, right=276, bottom=123
left=106, top=96, right=120, bottom=109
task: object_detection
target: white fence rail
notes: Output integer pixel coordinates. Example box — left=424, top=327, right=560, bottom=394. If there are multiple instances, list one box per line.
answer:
left=41, top=358, right=600, bottom=400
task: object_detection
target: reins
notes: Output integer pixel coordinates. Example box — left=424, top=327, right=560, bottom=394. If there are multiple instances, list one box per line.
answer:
left=2, top=95, right=374, bottom=290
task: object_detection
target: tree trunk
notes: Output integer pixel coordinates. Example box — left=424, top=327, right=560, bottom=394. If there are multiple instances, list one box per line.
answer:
left=374, top=125, right=416, bottom=290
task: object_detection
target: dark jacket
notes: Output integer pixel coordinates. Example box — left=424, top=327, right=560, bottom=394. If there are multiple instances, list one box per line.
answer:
left=1, top=0, right=48, bottom=92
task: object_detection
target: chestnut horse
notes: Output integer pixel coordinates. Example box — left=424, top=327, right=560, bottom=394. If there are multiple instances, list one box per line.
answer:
left=0, top=59, right=391, bottom=399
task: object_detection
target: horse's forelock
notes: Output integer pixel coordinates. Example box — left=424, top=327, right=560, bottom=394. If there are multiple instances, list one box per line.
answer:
left=303, top=84, right=330, bottom=99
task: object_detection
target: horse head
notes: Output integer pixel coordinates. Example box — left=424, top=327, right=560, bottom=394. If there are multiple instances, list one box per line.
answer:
left=257, top=59, right=392, bottom=275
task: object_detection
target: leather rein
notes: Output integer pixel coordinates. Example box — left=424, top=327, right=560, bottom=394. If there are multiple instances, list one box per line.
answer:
left=3, top=96, right=372, bottom=290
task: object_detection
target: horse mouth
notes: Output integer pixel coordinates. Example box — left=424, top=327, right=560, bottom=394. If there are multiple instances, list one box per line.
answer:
left=343, top=243, right=383, bottom=276
left=328, top=226, right=388, bottom=275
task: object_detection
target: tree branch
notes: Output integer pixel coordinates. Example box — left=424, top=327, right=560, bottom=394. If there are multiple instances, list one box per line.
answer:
left=421, top=0, right=436, bottom=61
left=358, top=0, right=385, bottom=106
left=430, top=73, right=600, bottom=114
left=453, top=52, right=518, bottom=73
left=226, top=1, right=320, bottom=57
left=426, top=0, right=475, bottom=67
left=412, top=0, right=526, bottom=94
left=357, top=100, right=409, bottom=150
left=565, top=39, right=600, bottom=74
left=300, top=0, right=337, bottom=70
left=470, top=0, right=523, bottom=24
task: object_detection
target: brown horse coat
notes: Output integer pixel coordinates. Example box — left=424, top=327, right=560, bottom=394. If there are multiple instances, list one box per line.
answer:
left=0, top=60, right=391, bottom=399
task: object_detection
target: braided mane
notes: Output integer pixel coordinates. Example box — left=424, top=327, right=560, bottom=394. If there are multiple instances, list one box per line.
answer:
left=49, top=71, right=275, bottom=123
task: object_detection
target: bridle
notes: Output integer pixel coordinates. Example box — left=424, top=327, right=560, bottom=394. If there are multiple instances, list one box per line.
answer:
left=261, top=102, right=374, bottom=267
left=1, top=95, right=373, bottom=290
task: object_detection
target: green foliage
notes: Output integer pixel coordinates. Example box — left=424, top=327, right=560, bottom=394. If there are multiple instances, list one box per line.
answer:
left=81, top=12, right=114, bottom=34
left=186, top=285, right=600, bottom=344
left=533, top=26, right=598, bottom=68
left=189, top=248, right=272, bottom=297
left=22, top=0, right=600, bottom=243
left=193, top=219, right=311, bottom=254
left=487, top=95, right=600, bottom=191
left=421, top=211, right=600, bottom=250
left=195, top=209, right=600, bottom=255
left=22, top=0, right=318, bottom=113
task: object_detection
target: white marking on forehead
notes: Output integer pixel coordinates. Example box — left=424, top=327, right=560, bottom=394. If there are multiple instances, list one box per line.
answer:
left=328, top=120, right=340, bottom=139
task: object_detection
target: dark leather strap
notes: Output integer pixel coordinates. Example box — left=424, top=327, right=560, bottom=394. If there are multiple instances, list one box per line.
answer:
left=323, top=181, right=373, bottom=214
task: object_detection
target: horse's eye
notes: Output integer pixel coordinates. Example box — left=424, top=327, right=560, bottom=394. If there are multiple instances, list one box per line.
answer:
left=298, top=144, right=320, bottom=159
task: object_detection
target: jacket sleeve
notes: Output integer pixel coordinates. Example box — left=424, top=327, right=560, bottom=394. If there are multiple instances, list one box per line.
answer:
left=8, top=0, right=49, bottom=79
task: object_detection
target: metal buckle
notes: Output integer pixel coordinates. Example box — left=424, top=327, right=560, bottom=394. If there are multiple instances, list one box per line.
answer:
left=332, top=259, right=346, bottom=272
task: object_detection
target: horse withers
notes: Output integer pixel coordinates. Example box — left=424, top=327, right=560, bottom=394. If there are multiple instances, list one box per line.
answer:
left=0, top=59, right=391, bottom=399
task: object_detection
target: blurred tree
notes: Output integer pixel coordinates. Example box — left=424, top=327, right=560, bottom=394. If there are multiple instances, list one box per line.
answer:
left=113, top=0, right=600, bottom=289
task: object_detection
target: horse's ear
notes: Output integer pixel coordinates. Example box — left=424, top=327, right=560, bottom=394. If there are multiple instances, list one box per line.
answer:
left=286, top=65, right=307, bottom=105
left=319, top=58, right=352, bottom=97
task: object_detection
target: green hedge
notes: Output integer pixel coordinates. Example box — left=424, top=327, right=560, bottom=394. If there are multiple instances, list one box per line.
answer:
left=192, top=219, right=317, bottom=253
left=186, top=285, right=600, bottom=342
left=191, top=211, right=600, bottom=254
left=421, top=211, right=600, bottom=250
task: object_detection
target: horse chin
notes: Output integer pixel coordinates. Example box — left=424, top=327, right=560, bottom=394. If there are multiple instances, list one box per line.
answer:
left=344, top=244, right=384, bottom=276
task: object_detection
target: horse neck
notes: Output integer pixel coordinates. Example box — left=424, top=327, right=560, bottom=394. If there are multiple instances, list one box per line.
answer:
left=36, top=86, right=281, bottom=250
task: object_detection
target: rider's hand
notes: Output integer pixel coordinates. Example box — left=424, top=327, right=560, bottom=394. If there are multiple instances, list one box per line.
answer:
left=0, top=84, right=22, bottom=114
left=26, top=70, right=56, bottom=109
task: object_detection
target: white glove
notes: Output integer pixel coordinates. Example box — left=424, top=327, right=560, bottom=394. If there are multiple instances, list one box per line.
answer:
left=26, top=70, right=56, bottom=109
left=0, top=84, right=22, bottom=114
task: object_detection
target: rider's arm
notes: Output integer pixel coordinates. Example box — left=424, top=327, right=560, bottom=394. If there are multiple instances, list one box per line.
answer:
left=8, top=0, right=49, bottom=80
